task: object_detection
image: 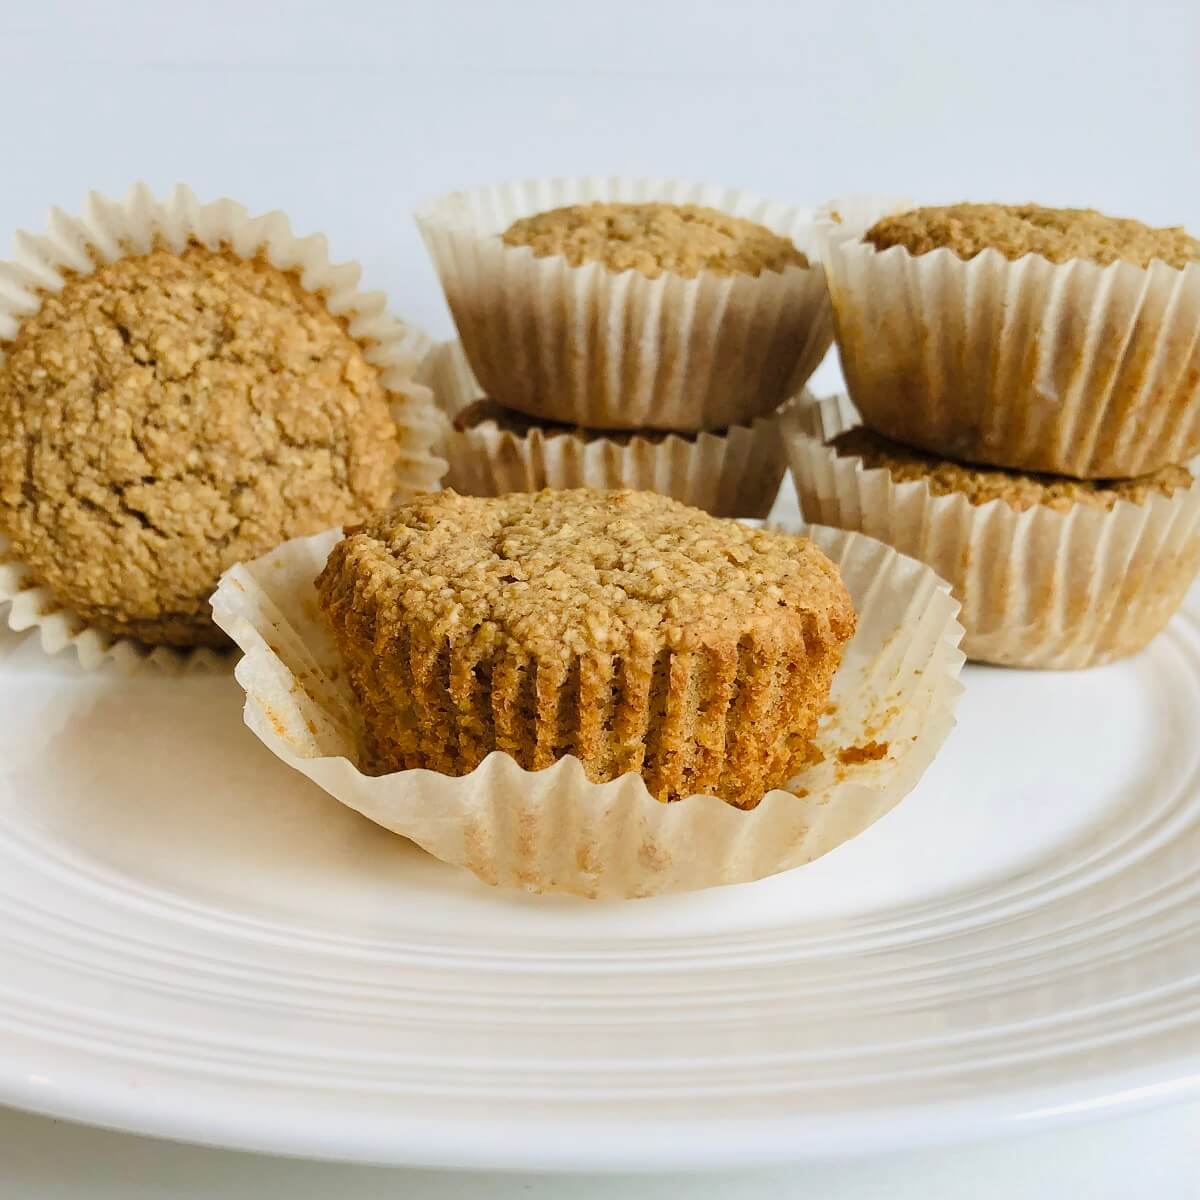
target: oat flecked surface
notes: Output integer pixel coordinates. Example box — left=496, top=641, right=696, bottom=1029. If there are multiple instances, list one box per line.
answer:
left=0, top=244, right=401, bottom=647
left=865, top=203, right=1200, bottom=268
left=316, top=488, right=856, bottom=806
left=502, top=202, right=808, bottom=279
left=832, top=427, right=1194, bottom=512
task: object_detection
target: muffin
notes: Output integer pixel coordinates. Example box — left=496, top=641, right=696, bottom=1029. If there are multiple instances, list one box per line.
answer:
left=784, top=394, right=1200, bottom=668
left=0, top=184, right=443, bottom=662
left=425, top=339, right=789, bottom=518
left=416, top=178, right=833, bottom=432
left=821, top=200, right=1200, bottom=479
left=214, top=514, right=963, bottom=897
left=316, top=488, right=857, bottom=807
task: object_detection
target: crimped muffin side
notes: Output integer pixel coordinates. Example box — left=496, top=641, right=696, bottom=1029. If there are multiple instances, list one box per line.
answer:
left=0, top=243, right=400, bottom=647
left=501, top=202, right=808, bottom=279
left=831, top=427, right=1194, bottom=512
left=865, top=203, right=1200, bottom=268
left=316, top=489, right=856, bottom=805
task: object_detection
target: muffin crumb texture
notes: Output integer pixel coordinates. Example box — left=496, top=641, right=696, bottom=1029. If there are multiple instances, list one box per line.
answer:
left=317, top=488, right=856, bottom=806
left=502, top=202, right=808, bottom=279
left=865, top=203, right=1200, bottom=268
left=0, top=243, right=401, bottom=647
left=831, top=427, right=1194, bottom=512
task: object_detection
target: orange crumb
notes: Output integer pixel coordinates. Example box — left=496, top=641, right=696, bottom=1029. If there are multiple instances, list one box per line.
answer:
left=837, top=740, right=889, bottom=765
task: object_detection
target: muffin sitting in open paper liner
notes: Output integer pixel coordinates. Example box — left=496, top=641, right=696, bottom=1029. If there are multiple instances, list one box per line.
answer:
left=416, top=178, right=833, bottom=433
left=423, top=339, right=789, bottom=519
left=784, top=394, right=1200, bottom=669
left=819, top=197, right=1200, bottom=479
left=211, top=488, right=964, bottom=899
left=0, top=183, right=444, bottom=673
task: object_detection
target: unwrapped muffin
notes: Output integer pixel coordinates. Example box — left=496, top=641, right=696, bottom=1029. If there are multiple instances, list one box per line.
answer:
left=214, top=512, right=964, bottom=897
left=0, top=184, right=443, bottom=664
left=821, top=199, right=1200, bottom=479
left=417, top=178, right=833, bottom=432
left=784, top=393, right=1200, bottom=668
left=424, top=339, right=789, bottom=518
left=316, top=488, right=856, bottom=807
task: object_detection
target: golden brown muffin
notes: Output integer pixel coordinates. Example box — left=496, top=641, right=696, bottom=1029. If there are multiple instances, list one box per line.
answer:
left=317, top=488, right=856, bottom=806
left=0, top=243, right=401, bottom=648
left=831, top=427, right=1194, bottom=512
left=865, top=203, right=1200, bottom=268
left=502, top=202, right=808, bottom=279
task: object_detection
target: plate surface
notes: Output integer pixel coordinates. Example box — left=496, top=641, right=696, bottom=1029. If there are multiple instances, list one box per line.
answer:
left=0, top=591, right=1198, bottom=1169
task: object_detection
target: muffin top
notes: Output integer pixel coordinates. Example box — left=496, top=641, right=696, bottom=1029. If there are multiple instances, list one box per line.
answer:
left=864, top=203, right=1200, bottom=268
left=501, top=202, right=808, bottom=279
left=452, top=399, right=710, bottom=444
left=322, top=488, right=854, bottom=659
left=0, top=243, right=401, bottom=647
left=832, top=427, right=1194, bottom=512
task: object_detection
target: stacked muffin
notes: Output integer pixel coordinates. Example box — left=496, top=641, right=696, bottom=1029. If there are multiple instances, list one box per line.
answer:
left=788, top=202, right=1200, bottom=668
left=417, top=181, right=834, bottom=518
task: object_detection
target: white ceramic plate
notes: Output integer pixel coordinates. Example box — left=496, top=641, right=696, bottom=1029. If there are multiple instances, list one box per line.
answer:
left=0, top=587, right=1198, bottom=1170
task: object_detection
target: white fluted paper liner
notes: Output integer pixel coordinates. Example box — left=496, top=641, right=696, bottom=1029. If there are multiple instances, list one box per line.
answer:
left=785, top=394, right=1200, bottom=668
left=415, top=177, right=833, bottom=432
left=819, top=195, right=1200, bottom=479
left=210, top=521, right=965, bottom=899
left=424, top=340, right=789, bottom=518
left=811, top=193, right=912, bottom=259
left=0, top=182, right=446, bottom=675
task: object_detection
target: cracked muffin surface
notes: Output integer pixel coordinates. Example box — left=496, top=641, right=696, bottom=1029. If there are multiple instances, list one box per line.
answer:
left=0, top=243, right=400, bottom=647
left=502, top=202, right=807, bottom=279
left=317, top=488, right=856, bottom=806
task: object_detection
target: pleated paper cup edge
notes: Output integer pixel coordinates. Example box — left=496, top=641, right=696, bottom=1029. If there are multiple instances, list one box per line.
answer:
left=415, top=177, right=834, bottom=431
left=414, top=176, right=824, bottom=249
left=427, top=339, right=791, bottom=517
left=823, top=228, right=1200, bottom=478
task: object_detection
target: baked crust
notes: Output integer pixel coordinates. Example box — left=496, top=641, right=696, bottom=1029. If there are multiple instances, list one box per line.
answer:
left=502, top=202, right=808, bottom=279
left=865, top=203, right=1200, bottom=268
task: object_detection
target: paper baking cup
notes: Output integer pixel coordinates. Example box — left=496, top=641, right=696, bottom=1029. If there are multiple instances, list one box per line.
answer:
left=0, top=182, right=445, bottom=675
left=210, top=521, right=965, bottom=899
left=415, top=177, right=833, bottom=432
left=424, top=339, right=789, bottom=518
left=820, top=195, right=1200, bottom=479
left=785, top=394, right=1200, bottom=668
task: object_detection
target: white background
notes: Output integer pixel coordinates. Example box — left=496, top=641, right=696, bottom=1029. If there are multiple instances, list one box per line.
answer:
left=2, top=0, right=1199, bottom=1195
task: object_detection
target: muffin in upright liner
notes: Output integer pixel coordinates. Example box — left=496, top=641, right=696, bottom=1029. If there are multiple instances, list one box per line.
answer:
left=423, top=340, right=789, bottom=518
left=819, top=196, right=1200, bottom=479
left=0, top=183, right=444, bottom=674
left=784, top=394, right=1200, bottom=669
left=210, top=502, right=965, bottom=900
left=415, top=177, right=833, bottom=432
